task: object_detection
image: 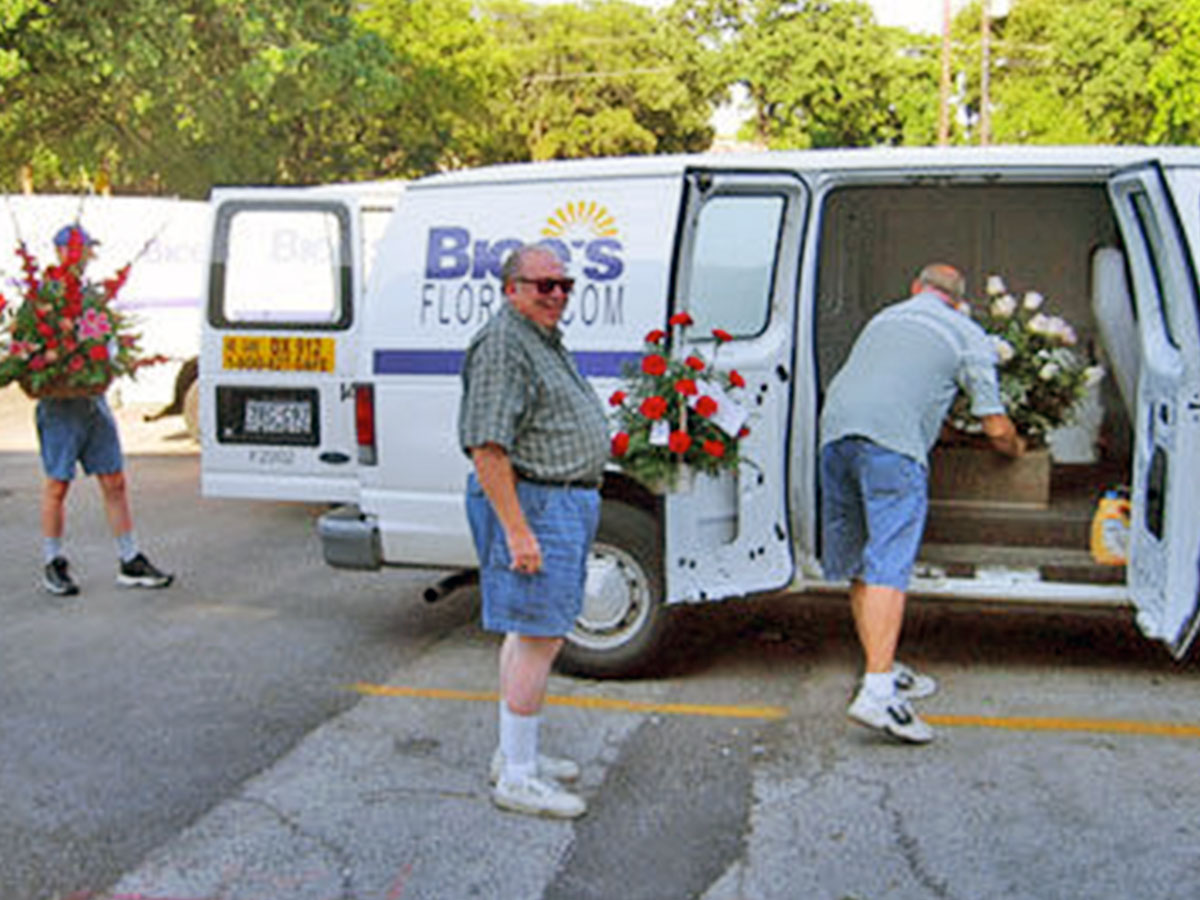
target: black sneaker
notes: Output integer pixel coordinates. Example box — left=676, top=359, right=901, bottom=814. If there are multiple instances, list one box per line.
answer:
left=117, top=553, right=174, bottom=589
left=44, top=557, right=80, bottom=596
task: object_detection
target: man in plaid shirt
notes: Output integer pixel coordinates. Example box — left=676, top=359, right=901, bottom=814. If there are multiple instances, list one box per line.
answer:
left=459, top=244, right=609, bottom=819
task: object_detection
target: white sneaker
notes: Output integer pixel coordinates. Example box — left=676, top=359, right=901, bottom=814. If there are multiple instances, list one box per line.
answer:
left=893, top=661, right=938, bottom=700
left=492, top=774, right=587, bottom=819
left=489, top=748, right=580, bottom=785
left=847, top=687, right=935, bottom=744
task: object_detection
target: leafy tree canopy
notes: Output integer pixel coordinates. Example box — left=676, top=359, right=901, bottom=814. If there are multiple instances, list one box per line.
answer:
left=476, top=0, right=719, bottom=161
left=966, top=0, right=1182, bottom=144
left=697, top=0, right=939, bottom=149
left=0, top=0, right=398, bottom=196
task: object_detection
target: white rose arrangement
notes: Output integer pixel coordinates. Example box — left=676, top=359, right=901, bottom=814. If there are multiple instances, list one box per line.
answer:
left=949, top=275, right=1105, bottom=447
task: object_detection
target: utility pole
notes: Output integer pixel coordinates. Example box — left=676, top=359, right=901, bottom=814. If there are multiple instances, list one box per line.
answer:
left=980, top=0, right=992, bottom=146
left=938, top=0, right=952, bottom=145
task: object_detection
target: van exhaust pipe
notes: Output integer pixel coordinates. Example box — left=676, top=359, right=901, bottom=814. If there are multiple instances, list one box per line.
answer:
left=423, top=570, right=478, bottom=604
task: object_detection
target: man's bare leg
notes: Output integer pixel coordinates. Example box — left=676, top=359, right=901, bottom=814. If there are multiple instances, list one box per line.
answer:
left=847, top=579, right=933, bottom=743
left=849, top=579, right=906, bottom=674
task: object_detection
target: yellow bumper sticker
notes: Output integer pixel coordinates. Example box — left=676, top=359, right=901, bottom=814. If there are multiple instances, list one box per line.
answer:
left=222, top=336, right=335, bottom=372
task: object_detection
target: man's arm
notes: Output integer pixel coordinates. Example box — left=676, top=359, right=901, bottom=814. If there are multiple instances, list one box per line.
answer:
left=471, top=443, right=541, bottom=573
left=980, top=413, right=1027, bottom=458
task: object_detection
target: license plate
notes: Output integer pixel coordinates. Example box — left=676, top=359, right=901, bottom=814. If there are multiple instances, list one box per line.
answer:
left=215, top=387, right=319, bottom=446
left=222, top=335, right=335, bottom=372
left=244, top=398, right=313, bottom=436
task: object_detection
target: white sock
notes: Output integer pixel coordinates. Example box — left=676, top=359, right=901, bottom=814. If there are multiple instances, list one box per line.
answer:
left=116, top=530, right=139, bottom=563
left=499, top=704, right=539, bottom=781
left=863, top=672, right=895, bottom=699
left=44, top=537, right=64, bottom=564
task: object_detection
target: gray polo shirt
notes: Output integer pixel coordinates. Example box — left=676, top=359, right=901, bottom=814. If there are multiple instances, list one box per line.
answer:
left=819, top=292, right=1006, bottom=467
left=458, top=302, right=609, bottom=484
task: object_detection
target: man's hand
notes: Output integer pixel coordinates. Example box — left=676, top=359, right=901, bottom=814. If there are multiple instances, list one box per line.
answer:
left=980, top=413, right=1026, bottom=458
left=506, top=525, right=543, bottom=575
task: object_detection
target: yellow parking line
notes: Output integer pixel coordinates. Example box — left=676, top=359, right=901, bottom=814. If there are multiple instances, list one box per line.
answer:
left=348, top=682, right=787, bottom=720
left=927, top=713, right=1200, bottom=739
left=349, top=684, right=1200, bottom=737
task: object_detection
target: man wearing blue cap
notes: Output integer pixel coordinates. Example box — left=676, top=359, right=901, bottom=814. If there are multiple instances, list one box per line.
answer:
left=38, top=224, right=174, bottom=596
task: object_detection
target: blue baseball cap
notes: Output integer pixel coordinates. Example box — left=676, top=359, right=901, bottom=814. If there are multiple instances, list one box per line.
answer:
left=53, top=224, right=100, bottom=247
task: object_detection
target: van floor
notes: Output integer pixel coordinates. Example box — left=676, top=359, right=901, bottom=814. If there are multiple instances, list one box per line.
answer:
left=920, top=460, right=1129, bottom=585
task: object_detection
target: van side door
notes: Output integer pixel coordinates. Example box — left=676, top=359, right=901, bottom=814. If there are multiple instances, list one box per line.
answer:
left=200, top=191, right=363, bottom=503
left=664, top=170, right=808, bottom=602
left=1107, top=163, right=1200, bottom=657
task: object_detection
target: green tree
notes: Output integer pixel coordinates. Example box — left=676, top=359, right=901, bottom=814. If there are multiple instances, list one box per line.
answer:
left=0, top=0, right=398, bottom=196
left=478, top=0, right=720, bottom=160
left=1147, top=0, right=1200, bottom=143
left=353, top=0, right=513, bottom=173
left=707, top=0, right=939, bottom=149
left=978, top=0, right=1180, bottom=144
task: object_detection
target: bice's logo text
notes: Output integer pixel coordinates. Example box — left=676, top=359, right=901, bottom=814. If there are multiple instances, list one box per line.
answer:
left=420, top=202, right=625, bottom=329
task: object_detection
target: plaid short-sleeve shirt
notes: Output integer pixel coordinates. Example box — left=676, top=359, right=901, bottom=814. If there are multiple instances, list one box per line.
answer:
left=458, top=303, right=610, bottom=484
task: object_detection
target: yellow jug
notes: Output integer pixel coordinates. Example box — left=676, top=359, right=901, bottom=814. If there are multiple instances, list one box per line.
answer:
left=1090, top=488, right=1131, bottom=566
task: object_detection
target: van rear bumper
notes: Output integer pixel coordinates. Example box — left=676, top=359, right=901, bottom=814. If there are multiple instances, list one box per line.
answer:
left=317, top=505, right=382, bottom=570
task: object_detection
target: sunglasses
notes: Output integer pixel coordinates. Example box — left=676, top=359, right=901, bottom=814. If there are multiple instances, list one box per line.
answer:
left=516, top=276, right=576, bottom=295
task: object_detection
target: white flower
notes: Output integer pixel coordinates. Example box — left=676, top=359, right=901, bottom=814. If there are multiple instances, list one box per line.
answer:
left=1041, top=315, right=1077, bottom=345
left=1022, top=291, right=1044, bottom=310
left=986, top=275, right=1007, bottom=296
left=991, top=335, right=1015, bottom=363
left=1038, top=362, right=1061, bottom=381
left=1027, top=312, right=1051, bottom=335
left=1084, top=365, right=1106, bottom=387
left=991, top=294, right=1017, bottom=318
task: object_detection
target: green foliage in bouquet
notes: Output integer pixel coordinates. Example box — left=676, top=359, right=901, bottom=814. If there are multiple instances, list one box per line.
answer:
left=608, top=312, right=751, bottom=491
left=949, top=275, right=1105, bottom=447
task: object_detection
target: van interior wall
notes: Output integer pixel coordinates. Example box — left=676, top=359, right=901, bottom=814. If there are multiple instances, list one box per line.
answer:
left=815, top=183, right=1131, bottom=466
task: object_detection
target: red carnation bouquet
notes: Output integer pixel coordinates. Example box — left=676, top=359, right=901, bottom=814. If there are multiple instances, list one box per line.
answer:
left=609, top=312, right=750, bottom=491
left=0, top=225, right=166, bottom=398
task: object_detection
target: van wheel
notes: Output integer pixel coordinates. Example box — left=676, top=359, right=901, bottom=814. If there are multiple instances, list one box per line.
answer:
left=182, top=380, right=200, bottom=442
left=557, top=502, right=669, bottom=679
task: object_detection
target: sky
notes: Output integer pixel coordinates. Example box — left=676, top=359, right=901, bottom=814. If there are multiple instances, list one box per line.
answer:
left=529, top=1, right=981, bottom=35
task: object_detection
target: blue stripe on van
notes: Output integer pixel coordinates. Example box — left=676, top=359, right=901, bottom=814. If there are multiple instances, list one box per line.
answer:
left=372, top=349, right=639, bottom=378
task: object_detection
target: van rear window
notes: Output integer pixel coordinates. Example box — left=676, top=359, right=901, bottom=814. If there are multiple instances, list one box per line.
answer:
left=210, top=203, right=352, bottom=330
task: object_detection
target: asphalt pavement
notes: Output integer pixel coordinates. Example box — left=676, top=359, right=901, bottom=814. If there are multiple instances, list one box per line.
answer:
left=3, top=385, right=1200, bottom=900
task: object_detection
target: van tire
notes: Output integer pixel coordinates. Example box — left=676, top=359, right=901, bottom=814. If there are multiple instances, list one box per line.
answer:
left=557, top=501, right=669, bottom=679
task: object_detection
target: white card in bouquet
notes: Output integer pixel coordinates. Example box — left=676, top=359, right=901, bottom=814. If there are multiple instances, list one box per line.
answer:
left=649, top=419, right=670, bottom=446
left=691, top=379, right=748, bottom=437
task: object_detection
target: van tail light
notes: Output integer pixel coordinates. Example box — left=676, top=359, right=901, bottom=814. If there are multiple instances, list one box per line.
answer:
left=355, top=383, right=377, bottom=466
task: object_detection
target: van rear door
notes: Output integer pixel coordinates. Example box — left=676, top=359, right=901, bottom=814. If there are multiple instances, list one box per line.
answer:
left=200, top=190, right=363, bottom=503
left=1107, top=163, right=1200, bottom=657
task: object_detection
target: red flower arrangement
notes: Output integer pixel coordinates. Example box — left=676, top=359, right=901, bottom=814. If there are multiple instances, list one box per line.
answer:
left=608, top=312, right=750, bottom=491
left=0, top=225, right=166, bottom=398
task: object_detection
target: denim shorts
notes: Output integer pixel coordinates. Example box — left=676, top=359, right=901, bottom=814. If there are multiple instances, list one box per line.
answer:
left=820, top=436, right=928, bottom=591
left=36, top=396, right=124, bottom=482
left=465, top=473, right=601, bottom=637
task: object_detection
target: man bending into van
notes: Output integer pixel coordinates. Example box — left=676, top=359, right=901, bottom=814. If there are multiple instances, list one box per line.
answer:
left=819, top=262, right=1024, bottom=743
left=458, top=244, right=609, bottom=818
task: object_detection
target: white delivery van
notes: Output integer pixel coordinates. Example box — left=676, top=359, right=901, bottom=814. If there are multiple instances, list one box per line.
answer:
left=200, top=147, right=1200, bottom=678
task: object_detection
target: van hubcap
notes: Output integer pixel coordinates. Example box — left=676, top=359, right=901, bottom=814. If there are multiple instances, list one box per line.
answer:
left=573, top=543, right=651, bottom=650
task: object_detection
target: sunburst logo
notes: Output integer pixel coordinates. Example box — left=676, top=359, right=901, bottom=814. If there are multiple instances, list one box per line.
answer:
left=541, top=201, right=619, bottom=242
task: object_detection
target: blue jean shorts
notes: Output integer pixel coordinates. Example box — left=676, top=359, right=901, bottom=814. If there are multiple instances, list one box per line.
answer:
left=36, top=396, right=124, bottom=482
left=465, top=473, right=601, bottom=637
left=820, top=436, right=928, bottom=591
